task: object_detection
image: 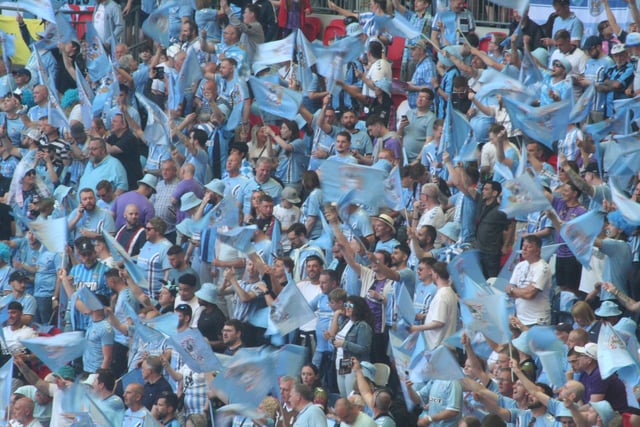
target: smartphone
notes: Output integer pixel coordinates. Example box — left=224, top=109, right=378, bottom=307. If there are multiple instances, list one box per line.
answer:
left=339, top=358, right=353, bottom=375
left=402, top=115, right=408, bottom=120
left=153, top=66, right=165, bottom=80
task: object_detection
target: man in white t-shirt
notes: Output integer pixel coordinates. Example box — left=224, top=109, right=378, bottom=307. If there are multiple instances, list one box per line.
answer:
left=414, top=183, right=446, bottom=230
left=505, top=235, right=552, bottom=326
left=409, top=262, right=458, bottom=349
left=296, top=255, right=324, bottom=358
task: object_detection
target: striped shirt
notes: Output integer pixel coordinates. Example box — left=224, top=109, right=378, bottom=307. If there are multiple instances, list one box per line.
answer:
left=137, top=239, right=172, bottom=299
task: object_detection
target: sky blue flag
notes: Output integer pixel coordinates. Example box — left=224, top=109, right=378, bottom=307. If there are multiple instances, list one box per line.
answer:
left=383, top=166, right=406, bottom=211
left=0, top=31, right=15, bottom=68
left=309, top=210, right=333, bottom=253
left=0, top=357, right=12, bottom=423
left=190, top=196, right=239, bottom=234
left=409, top=345, right=464, bottom=382
left=248, top=76, right=302, bottom=120
left=218, top=225, right=257, bottom=253
left=75, top=65, right=94, bottom=128
left=136, top=92, right=171, bottom=146
left=493, top=236, right=521, bottom=292
left=319, top=159, right=387, bottom=210
left=119, top=367, right=144, bottom=389
left=295, top=29, right=316, bottom=93
left=254, top=32, right=295, bottom=66
left=537, top=350, right=566, bottom=388
left=212, top=350, right=276, bottom=408
left=447, top=249, right=488, bottom=295
left=75, top=63, right=94, bottom=102
left=541, top=243, right=562, bottom=261
left=518, top=48, right=542, bottom=88
left=268, top=281, right=315, bottom=335
left=462, top=294, right=512, bottom=344
left=268, top=220, right=282, bottom=266
left=500, top=173, right=552, bottom=219
left=76, top=287, right=104, bottom=311
left=502, top=21, right=521, bottom=47
left=141, top=312, right=178, bottom=336
left=486, top=0, right=529, bottom=15
left=569, top=84, right=594, bottom=124
left=32, top=47, right=49, bottom=85
left=444, top=329, right=493, bottom=360
left=169, top=328, right=223, bottom=373
left=388, top=12, right=423, bottom=39
left=503, top=96, right=572, bottom=150
left=388, top=330, right=422, bottom=410
left=475, top=68, right=536, bottom=104
left=560, top=210, right=605, bottom=269
left=441, top=99, right=473, bottom=157
left=20, top=331, right=86, bottom=371
left=610, top=180, right=640, bottom=226
left=597, top=322, right=640, bottom=380
left=55, top=13, right=77, bottom=44
left=0, top=0, right=56, bottom=23
left=102, top=230, right=150, bottom=289
left=179, top=48, right=204, bottom=103
left=85, top=23, right=110, bottom=82
left=86, top=392, right=124, bottom=427
left=604, top=133, right=640, bottom=177
left=612, top=96, right=640, bottom=135
left=396, top=284, right=415, bottom=326
left=527, top=325, right=566, bottom=353
left=48, top=101, right=70, bottom=130
left=142, top=0, right=177, bottom=47
left=273, top=344, right=306, bottom=382
left=27, top=217, right=67, bottom=253
left=167, top=71, right=181, bottom=111
left=312, top=36, right=364, bottom=83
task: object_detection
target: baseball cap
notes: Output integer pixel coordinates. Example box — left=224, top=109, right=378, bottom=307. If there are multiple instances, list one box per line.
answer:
left=75, top=237, right=95, bottom=254
left=281, top=187, right=301, bottom=204
left=582, top=35, right=601, bottom=51
left=574, top=342, right=597, bottom=359
left=611, top=44, right=626, bottom=55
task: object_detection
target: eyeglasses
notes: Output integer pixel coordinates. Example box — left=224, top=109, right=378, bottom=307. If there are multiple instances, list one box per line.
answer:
left=25, top=170, right=36, bottom=176
left=552, top=62, right=563, bottom=68
left=344, top=303, right=354, bottom=308
left=145, top=226, right=154, bottom=231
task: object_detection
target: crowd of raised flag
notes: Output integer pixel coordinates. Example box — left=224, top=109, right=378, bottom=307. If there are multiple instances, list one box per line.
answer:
left=2, top=0, right=640, bottom=425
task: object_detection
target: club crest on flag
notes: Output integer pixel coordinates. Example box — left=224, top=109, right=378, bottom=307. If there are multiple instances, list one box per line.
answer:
left=266, top=85, right=284, bottom=106
left=181, top=335, right=204, bottom=363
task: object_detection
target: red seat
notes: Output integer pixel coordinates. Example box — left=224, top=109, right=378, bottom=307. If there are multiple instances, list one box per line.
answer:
left=323, top=19, right=346, bottom=45
left=303, top=17, right=322, bottom=42
left=479, top=31, right=508, bottom=53
left=387, top=37, right=405, bottom=79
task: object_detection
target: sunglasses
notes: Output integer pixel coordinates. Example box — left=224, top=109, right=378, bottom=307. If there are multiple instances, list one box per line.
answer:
left=25, top=170, right=36, bottom=176
left=343, top=303, right=354, bottom=308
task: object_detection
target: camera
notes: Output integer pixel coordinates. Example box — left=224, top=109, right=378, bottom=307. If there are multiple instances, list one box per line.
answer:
left=338, top=358, right=353, bottom=375
left=153, top=66, right=165, bottom=80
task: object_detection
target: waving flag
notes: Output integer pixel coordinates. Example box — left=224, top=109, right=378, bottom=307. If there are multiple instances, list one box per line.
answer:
left=211, top=350, right=276, bottom=408
left=610, top=180, right=640, bottom=226
left=0, top=357, right=12, bottom=423
left=598, top=322, right=640, bottom=380
left=388, top=12, right=423, bottom=39
left=27, top=217, right=67, bottom=253
left=0, top=0, right=56, bottom=23
left=0, top=31, right=15, bottom=68
left=519, top=48, right=543, bottom=88
left=254, top=32, right=295, bottom=66
left=48, top=100, right=70, bottom=130
left=76, top=287, right=104, bottom=311
left=20, top=332, right=86, bottom=371
left=268, top=282, right=315, bottom=336
left=141, top=0, right=177, bottom=47
left=537, top=350, right=566, bottom=388
left=503, top=96, right=572, bottom=150
left=75, top=65, right=94, bottom=128
left=169, top=328, right=223, bottom=373
left=190, top=197, right=239, bottom=234
left=569, top=84, right=595, bottom=124
left=312, top=36, right=365, bottom=82
left=319, top=159, right=387, bottom=210
left=560, top=210, right=605, bottom=269
left=141, top=312, right=178, bottom=337
left=295, top=30, right=316, bottom=92
left=55, top=13, right=77, bottom=44
left=461, top=294, right=512, bottom=344
left=383, top=166, right=405, bottom=210
left=441, top=99, right=473, bottom=157
left=32, top=47, right=49, bottom=85
left=409, top=345, right=464, bottom=382
left=85, top=23, right=110, bottom=82
left=500, top=173, right=552, bottom=219
left=218, top=225, right=257, bottom=253
left=136, top=92, right=171, bottom=146
left=476, top=68, right=536, bottom=104
left=604, top=133, right=640, bottom=177
left=268, top=220, right=282, bottom=266
left=248, top=76, right=302, bottom=120
left=102, top=230, right=149, bottom=289
left=447, top=250, right=488, bottom=297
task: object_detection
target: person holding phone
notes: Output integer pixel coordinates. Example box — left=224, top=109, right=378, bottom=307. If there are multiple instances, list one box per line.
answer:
left=328, top=295, right=373, bottom=397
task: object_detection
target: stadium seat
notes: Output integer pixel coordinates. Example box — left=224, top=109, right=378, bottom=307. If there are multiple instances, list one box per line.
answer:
left=323, top=19, right=346, bottom=45
left=303, top=17, right=322, bottom=42
left=387, top=37, right=405, bottom=79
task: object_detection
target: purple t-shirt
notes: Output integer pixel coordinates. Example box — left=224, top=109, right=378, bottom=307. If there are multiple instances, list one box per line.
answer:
left=366, top=278, right=386, bottom=333
left=579, top=366, right=629, bottom=412
left=110, top=191, right=155, bottom=229
left=552, top=197, right=587, bottom=258
left=172, top=178, right=205, bottom=224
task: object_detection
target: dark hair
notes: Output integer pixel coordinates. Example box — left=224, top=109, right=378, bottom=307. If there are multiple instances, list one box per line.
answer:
left=484, top=180, right=502, bottom=195
left=178, top=273, right=197, bottom=288
left=175, top=304, right=193, bottom=319
left=365, top=115, right=386, bottom=127
left=346, top=295, right=374, bottom=327
left=336, top=130, right=351, bottom=142
left=96, top=368, right=116, bottom=391
left=281, top=119, right=299, bottom=139
left=419, top=256, right=437, bottom=268
left=104, top=268, right=122, bottom=280
left=293, top=383, right=314, bottom=401
left=167, top=245, right=184, bottom=256
left=480, top=414, right=505, bottom=427
left=7, top=301, right=23, bottom=311
left=157, top=391, right=179, bottom=411
left=145, top=356, right=164, bottom=374
left=432, top=262, right=450, bottom=280
left=420, top=225, right=437, bottom=244
left=376, top=250, right=392, bottom=267
left=287, top=222, right=307, bottom=237
left=244, top=4, right=259, bottom=15
left=523, top=234, right=542, bottom=249
left=277, top=256, right=295, bottom=272
left=190, top=128, right=208, bottom=147
left=305, top=254, right=324, bottom=266
left=488, top=123, right=506, bottom=136
left=368, top=40, right=383, bottom=59
left=554, top=29, right=571, bottom=41
left=224, top=319, right=243, bottom=334
left=320, top=269, right=338, bottom=284
left=419, top=87, right=435, bottom=100
left=394, top=244, right=411, bottom=258
left=302, top=170, right=320, bottom=191
left=96, top=180, right=113, bottom=192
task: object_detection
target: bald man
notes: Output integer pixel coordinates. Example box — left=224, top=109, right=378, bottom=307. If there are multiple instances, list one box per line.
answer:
left=14, top=397, right=42, bottom=427
left=115, top=204, right=147, bottom=257
left=123, top=384, right=153, bottom=426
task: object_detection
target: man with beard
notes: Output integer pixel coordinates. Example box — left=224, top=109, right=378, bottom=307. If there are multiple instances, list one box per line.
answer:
left=287, top=223, right=325, bottom=282
left=295, top=255, right=324, bottom=362
left=67, top=188, right=115, bottom=240
left=255, top=194, right=280, bottom=240
left=78, top=138, right=128, bottom=197
left=114, top=204, right=146, bottom=257
left=106, top=113, right=143, bottom=191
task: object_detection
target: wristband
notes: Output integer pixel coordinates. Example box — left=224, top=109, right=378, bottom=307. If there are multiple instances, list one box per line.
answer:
left=427, top=416, right=433, bottom=423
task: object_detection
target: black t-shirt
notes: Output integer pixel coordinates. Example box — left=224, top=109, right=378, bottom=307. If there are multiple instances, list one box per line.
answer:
left=197, top=306, right=226, bottom=342
left=107, top=130, right=143, bottom=190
